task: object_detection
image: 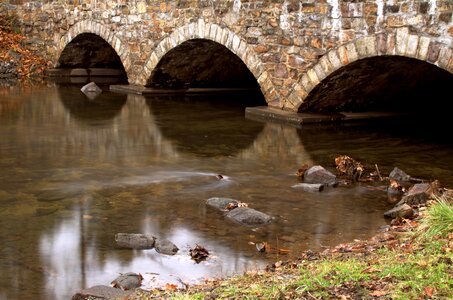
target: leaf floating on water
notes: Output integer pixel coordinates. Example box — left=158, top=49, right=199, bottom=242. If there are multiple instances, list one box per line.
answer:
left=189, top=244, right=209, bottom=263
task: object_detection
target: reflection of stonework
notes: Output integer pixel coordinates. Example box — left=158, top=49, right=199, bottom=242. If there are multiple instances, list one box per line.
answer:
left=0, top=1, right=451, bottom=111
left=238, top=123, right=313, bottom=166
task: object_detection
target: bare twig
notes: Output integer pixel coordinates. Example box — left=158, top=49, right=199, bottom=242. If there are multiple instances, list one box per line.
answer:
left=375, top=164, right=383, bottom=181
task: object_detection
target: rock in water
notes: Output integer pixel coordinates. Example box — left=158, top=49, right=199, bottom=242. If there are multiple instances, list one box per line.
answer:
left=115, top=233, right=156, bottom=250
left=154, top=238, right=179, bottom=255
left=111, top=272, right=143, bottom=290
left=81, top=82, right=102, bottom=99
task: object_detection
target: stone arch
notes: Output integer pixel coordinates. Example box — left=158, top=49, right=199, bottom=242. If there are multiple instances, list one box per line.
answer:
left=56, top=20, right=130, bottom=79
left=287, top=27, right=453, bottom=112
left=142, top=19, right=278, bottom=104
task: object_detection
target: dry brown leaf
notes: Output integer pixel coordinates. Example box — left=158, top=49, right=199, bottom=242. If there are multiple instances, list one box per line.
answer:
left=369, top=290, right=387, bottom=297
left=165, top=283, right=178, bottom=290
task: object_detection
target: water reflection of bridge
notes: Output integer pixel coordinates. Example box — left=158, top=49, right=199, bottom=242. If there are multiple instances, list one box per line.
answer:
left=55, top=87, right=314, bottom=165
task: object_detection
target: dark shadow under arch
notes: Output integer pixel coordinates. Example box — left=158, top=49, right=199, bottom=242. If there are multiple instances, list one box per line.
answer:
left=56, top=33, right=127, bottom=79
left=146, top=38, right=263, bottom=91
left=299, top=55, right=453, bottom=117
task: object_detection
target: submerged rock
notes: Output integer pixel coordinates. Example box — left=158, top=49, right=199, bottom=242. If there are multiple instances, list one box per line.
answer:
left=72, top=285, right=132, bottom=300
left=292, top=183, right=324, bottom=192
left=226, top=207, right=272, bottom=226
left=206, top=197, right=239, bottom=211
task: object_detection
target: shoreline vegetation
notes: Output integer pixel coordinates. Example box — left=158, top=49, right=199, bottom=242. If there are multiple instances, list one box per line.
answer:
left=129, top=195, right=452, bottom=299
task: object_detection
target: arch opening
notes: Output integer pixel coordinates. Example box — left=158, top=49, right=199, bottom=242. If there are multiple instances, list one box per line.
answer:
left=51, top=33, right=127, bottom=81
left=299, top=56, right=453, bottom=119
left=146, top=39, right=262, bottom=92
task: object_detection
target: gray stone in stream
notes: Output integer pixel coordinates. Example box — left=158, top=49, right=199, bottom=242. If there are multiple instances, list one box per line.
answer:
left=384, top=203, right=414, bottom=219
left=303, top=165, right=337, bottom=186
left=389, top=167, right=411, bottom=182
left=206, top=197, right=238, bottom=211
left=111, top=272, right=143, bottom=290
left=115, top=233, right=156, bottom=250
left=292, top=183, right=324, bottom=192
left=72, top=285, right=132, bottom=300
left=226, top=207, right=272, bottom=226
left=396, top=183, right=431, bottom=206
left=81, top=81, right=102, bottom=99
left=154, top=238, right=179, bottom=255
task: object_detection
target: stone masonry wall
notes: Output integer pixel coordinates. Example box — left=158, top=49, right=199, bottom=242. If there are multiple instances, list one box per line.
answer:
left=0, top=0, right=452, bottom=111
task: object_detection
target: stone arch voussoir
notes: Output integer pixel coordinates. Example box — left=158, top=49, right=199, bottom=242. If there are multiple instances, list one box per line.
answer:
left=143, top=19, right=277, bottom=104
left=287, top=28, right=453, bottom=112
left=56, top=20, right=130, bottom=78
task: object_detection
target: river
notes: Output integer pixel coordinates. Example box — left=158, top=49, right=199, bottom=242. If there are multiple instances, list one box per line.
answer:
left=0, top=79, right=452, bottom=300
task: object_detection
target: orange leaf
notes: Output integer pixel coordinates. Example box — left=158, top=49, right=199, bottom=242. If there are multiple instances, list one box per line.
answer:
left=424, top=287, right=435, bottom=297
left=165, top=283, right=178, bottom=290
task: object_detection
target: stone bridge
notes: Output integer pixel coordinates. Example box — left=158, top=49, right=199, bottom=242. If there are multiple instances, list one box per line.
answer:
left=1, top=0, right=452, bottom=113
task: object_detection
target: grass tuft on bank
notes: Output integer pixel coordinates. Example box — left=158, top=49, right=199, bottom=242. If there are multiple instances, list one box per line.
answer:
left=132, top=197, right=452, bottom=299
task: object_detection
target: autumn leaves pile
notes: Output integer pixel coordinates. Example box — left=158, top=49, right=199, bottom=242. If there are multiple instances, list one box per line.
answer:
left=0, top=16, right=48, bottom=79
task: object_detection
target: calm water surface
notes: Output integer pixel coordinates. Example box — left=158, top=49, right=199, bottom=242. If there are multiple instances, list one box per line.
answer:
left=1, top=80, right=452, bottom=300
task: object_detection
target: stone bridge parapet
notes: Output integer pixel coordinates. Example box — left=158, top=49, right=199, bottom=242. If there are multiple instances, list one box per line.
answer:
left=1, top=0, right=452, bottom=111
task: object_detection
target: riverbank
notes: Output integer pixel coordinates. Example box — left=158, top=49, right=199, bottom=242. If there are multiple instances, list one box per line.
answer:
left=127, top=195, right=452, bottom=299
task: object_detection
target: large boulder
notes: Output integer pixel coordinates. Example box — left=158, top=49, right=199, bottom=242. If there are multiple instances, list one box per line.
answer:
left=303, top=165, right=337, bottom=186
left=226, top=207, right=272, bottom=226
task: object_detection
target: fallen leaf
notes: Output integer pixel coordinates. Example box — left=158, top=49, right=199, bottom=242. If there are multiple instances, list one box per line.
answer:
left=369, top=290, right=387, bottom=297
left=424, top=286, right=435, bottom=297
left=165, top=283, right=178, bottom=290
left=361, top=267, right=382, bottom=274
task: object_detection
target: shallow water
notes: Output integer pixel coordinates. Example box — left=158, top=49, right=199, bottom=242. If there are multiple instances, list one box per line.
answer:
left=0, top=80, right=452, bottom=300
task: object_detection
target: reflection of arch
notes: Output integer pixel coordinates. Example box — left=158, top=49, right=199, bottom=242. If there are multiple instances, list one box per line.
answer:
left=57, top=84, right=127, bottom=125
left=287, top=29, right=453, bottom=111
left=142, top=19, right=278, bottom=104
left=56, top=21, right=130, bottom=79
left=147, top=94, right=265, bottom=157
